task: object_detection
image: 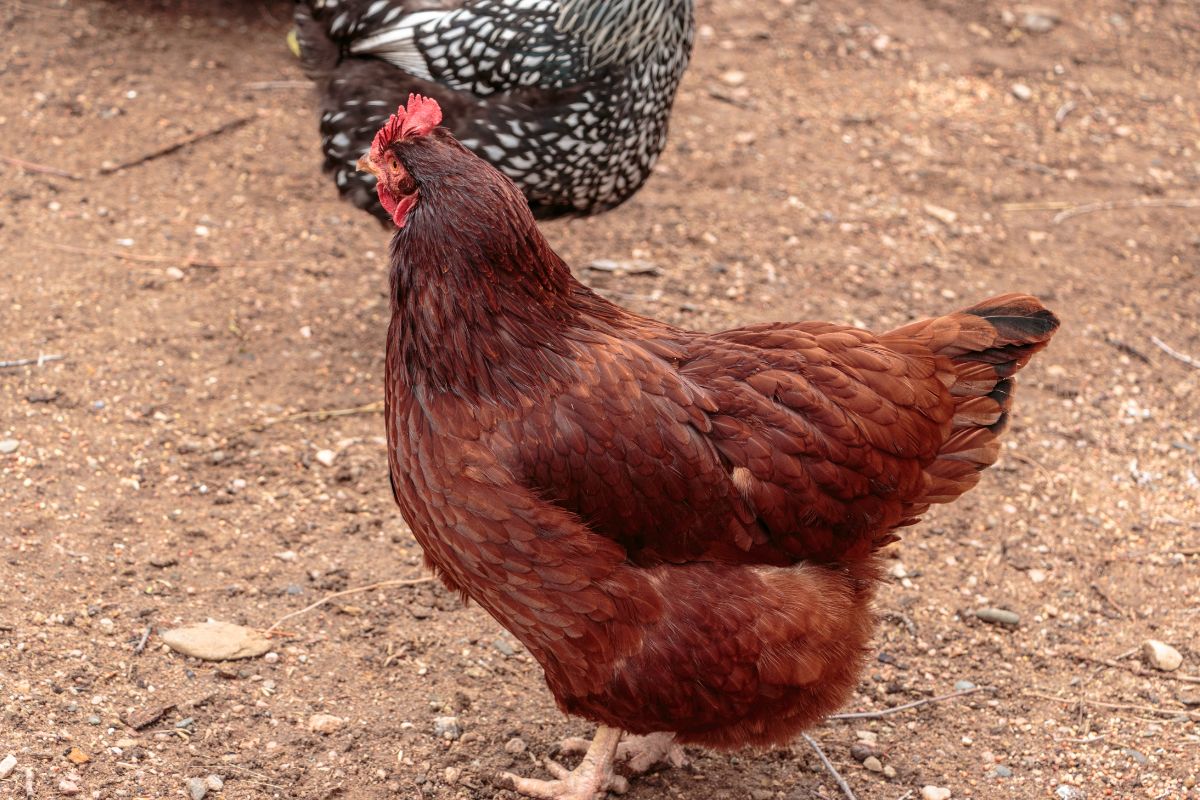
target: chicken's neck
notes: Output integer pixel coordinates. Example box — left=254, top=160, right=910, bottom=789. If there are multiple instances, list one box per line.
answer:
left=387, top=215, right=616, bottom=401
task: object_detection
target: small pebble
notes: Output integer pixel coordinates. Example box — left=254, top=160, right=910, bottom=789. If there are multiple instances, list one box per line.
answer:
left=863, top=755, right=883, bottom=772
left=1011, top=83, right=1033, bottom=101
left=0, top=440, right=19, bottom=455
left=923, top=203, right=958, bottom=225
left=1142, top=639, right=1183, bottom=671
left=850, top=743, right=878, bottom=762
left=1123, top=748, right=1148, bottom=765
left=1055, top=786, right=1087, bottom=800
left=921, top=787, right=951, bottom=800
left=1027, top=568, right=1047, bottom=583
left=205, top=775, right=225, bottom=792
left=315, top=449, right=337, bottom=467
left=308, top=714, right=346, bottom=734
left=719, top=70, right=746, bottom=87
left=87, top=716, right=101, bottom=725
left=185, top=777, right=208, bottom=800
left=59, top=780, right=81, bottom=796
left=492, top=639, right=516, bottom=657
left=974, top=607, right=1020, bottom=627
left=1018, top=7, right=1060, bottom=33
left=855, top=730, right=878, bottom=745
left=263, top=651, right=280, bottom=664
left=883, top=765, right=896, bottom=779
left=433, top=716, right=462, bottom=740
left=954, top=680, right=977, bottom=692
left=443, top=766, right=460, bottom=785
left=0, top=755, right=16, bottom=779
left=750, top=790, right=773, bottom=800
left=504, top=737, right=527, bottom=754
left=993, top=765, right=1013, bottom=778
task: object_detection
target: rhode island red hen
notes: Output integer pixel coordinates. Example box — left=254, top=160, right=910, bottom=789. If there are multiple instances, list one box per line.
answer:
left=360, top=96, right=1060, bottom=800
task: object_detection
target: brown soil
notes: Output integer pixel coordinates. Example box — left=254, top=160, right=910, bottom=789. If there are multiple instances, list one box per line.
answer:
left=1, top=1, right=1198, bottom=798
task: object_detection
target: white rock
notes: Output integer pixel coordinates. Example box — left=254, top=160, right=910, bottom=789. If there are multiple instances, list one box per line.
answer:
left=308, top=713, right=346, bottom=734
left=1028, top=568, right=1047, bottom=583
left=0, top=440, right=18, bottom=455
left=1143, top=639, right=1183, bottom=672
left=160, top=621, right=272, bottom=661
left=315, top=449, right=337, bottom=467
left=0, top=755, right=16, bottom=779
left=720, top=70, right=746, bottom=87
left=921, top=787, right=952, bottom=800
left=1011, top=83, right=1033, bottom=101
left=923, top=203, right=958, bottom=225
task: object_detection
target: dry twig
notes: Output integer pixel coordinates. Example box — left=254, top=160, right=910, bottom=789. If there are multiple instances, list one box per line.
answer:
left=24, top=768, right=34, bottom=799
left=1, top=154, right=83, bottom=180
left=252, top=400, right=385, bottom=431
left=133, top=624, right=153, bottom=655
left=1025, top=690, right=1198, bottom=720
left=1067, top=652, right=1200, bottom=685
left=1052, top=197, right=1200, bottom=224
left=47, top=242, right=291, bottom=270
left=99, top=114, right=258, bottom=175
left=801, top=734, right=858, bottom=800
left=1089, top=582, right=1134, bottom=620
left=828, top=686, right=990, bottom=720
left=0, top=354, right=64, bottom=369
left=265, top=576, right=434, bottom=634
left=243, top=80, right=313, bottom=90
left=1150, top=336, right=1200, bottom=370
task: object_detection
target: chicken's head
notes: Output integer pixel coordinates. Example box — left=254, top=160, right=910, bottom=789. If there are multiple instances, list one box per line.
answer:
left=356, top=94, right=443, bottom=228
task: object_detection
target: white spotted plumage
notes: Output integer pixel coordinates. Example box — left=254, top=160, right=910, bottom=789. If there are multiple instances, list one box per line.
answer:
left=295, top=0, right=694, bottom=221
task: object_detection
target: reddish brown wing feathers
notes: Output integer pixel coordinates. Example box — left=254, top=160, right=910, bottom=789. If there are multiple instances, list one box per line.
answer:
left=497, top=294, right=1057, bottom=567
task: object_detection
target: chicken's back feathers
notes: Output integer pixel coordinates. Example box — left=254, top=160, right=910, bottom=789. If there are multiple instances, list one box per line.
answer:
left=379, top=116, right=1060, bottom=747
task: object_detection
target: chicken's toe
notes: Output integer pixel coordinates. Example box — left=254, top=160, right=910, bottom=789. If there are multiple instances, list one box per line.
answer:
left=503, top=726, right=627, bottom=800
left=615, top=732, right=686, bottom=774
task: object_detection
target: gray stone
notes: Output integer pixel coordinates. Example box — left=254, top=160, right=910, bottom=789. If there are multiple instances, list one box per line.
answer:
left=185, top=777, right=208, bottom=800
left=433, top=716, right=461, bottom=740
left=974, top=607, right=1020, bottom=626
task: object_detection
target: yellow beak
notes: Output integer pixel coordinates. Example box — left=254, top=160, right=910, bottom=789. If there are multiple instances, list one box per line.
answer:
left=286, top=29, right=301, bottom=58
left=356, top=153, right=379, bottom=177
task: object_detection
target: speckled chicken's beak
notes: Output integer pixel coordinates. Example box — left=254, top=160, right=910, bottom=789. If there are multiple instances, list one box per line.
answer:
left=357, top=153, right=379, bottom=177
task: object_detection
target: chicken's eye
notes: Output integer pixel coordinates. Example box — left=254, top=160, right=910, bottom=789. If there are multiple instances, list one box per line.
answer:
left=386, top=153, right=401, bottom=173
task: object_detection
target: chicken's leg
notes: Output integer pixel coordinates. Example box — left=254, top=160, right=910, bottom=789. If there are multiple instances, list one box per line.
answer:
left=559, top=731, right=686, bottom=774
left=502, top=725, right=628, bottom=800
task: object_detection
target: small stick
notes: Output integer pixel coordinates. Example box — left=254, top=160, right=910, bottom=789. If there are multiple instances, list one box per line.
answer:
left=98, top=114, right=258, bottom=175
left=133, top=624, right=153, bottom=655
left=252, top=400, right=385, bottom=431
left=801, top=734, right=858, bottom=800
left=1054, top=100, right=1077, bottom=129
left=47, top=242, right=291, bottom=270
left=828, top=686, right=990, bottom=720
left=243, top=80, right=313, bottom=90
left=1, top=155, right=83, bottom=180
left=1053, top=197, right=1200, bottom=224
left=1067, top=652, right=1200, bottom=685
left=1089, top=582, right=1135, bottom=620
left=24, top=768, right=34, bottom=799
left=264, top=575, right=434, bottom=634
left=1001, top=200, right=1075, bottom=212
left=1025, top=690, right=1198, bottom=719
left=0, top=354, right=64, bottom=369
left=1150, top=336, right=1200, bottom=370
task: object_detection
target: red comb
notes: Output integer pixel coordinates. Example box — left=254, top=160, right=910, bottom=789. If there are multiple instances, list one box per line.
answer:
left=370, top=94, right=443, bottom=162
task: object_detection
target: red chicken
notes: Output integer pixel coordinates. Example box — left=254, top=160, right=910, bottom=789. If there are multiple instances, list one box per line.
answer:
left=361, top=96, right=1060, bottom=800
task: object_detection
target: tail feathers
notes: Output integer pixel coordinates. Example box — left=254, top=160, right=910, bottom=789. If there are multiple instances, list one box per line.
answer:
left=886, top=294, right=1060, bottom=504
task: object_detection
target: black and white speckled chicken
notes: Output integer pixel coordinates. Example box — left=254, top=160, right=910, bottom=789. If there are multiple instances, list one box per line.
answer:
left=292, top=0, right=695, bottom=223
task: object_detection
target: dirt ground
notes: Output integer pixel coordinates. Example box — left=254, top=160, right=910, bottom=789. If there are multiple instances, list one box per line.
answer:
left=2, top=0, right=1198, bottom=798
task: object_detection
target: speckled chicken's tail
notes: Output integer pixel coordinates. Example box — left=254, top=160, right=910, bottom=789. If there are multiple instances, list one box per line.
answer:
left=885, top=293, right=1060, bottom=505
